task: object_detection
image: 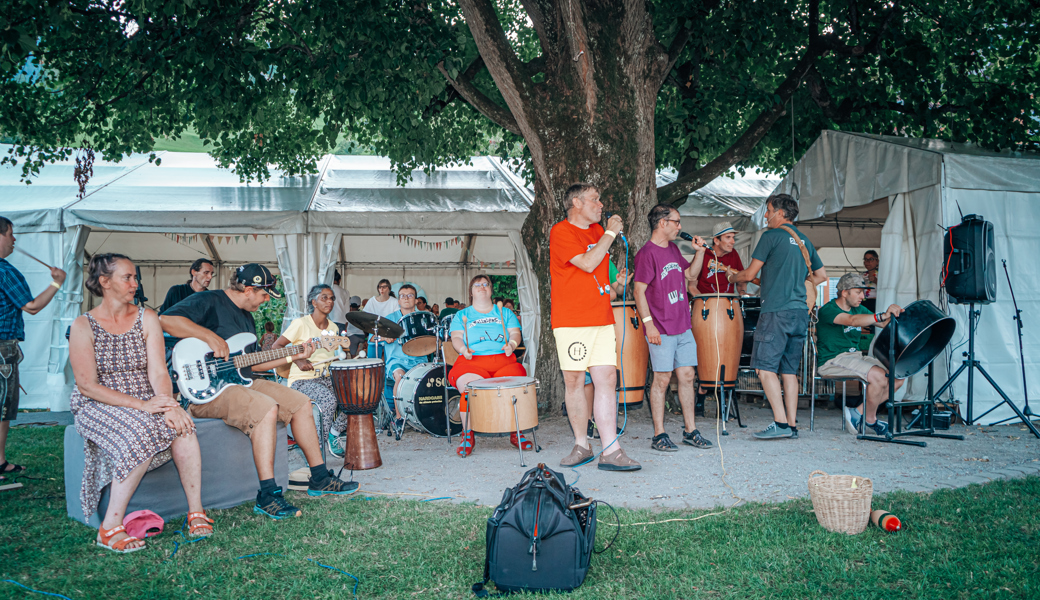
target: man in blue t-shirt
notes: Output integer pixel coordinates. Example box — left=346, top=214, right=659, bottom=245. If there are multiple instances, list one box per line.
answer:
left=0, top=217, right=67, bottom=475
left=817, top=273, right=904, bottom=437
left=729, top=194, right=827, bottom=440
left=382, top=284, right=432, bottom=425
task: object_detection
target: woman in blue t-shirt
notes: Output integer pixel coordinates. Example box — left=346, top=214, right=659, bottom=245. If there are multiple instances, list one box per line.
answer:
left=448, top=274, right=527, bottom=457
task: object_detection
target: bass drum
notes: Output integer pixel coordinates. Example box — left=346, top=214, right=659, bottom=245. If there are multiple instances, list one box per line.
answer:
left=396, top=363, right=463, bottom=437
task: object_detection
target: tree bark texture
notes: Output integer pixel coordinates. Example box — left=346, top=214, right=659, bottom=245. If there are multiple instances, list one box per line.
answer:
left=459, top=0, right=672, bottom=411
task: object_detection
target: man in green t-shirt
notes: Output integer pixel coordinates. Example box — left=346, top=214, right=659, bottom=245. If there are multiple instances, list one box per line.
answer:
left=816, top=273, right=904, bottom=437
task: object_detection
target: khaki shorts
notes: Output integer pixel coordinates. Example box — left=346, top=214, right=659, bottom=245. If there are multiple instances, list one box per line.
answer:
left=189, top=378, right=309, bottom=437
left=818, top=351, right=886, bottom=381
left=554, top=325, right=616, bottom=371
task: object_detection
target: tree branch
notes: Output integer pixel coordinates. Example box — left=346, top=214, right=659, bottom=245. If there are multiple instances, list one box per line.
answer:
left=457, top=0, right=540, bottom=139
left=658, top=47, right=824, bottom=204
left=436, top=61, right=521, bottom=135
left=519, top=0, right=559, bottom=61
left=424, top=56, right=487, bottom=120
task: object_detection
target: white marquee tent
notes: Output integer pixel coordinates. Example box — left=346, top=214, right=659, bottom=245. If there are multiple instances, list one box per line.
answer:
left=756, top=130, right=1040, bottom=425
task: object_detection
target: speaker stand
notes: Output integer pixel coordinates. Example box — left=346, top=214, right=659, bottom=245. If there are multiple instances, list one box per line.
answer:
left=931, top=302, right=1040, bottom=438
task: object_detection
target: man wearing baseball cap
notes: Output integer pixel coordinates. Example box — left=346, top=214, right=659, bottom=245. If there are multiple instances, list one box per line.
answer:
left=690, top=221, right=746, bottom=296
left=689, top=220, right=747, bottom=417
left=816, top=273, right=905, bottom=437
left=161, top=263, right=358, bottom=520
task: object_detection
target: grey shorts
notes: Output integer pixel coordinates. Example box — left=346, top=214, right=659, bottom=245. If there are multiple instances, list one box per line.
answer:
left=750, top=309, right=809, bottom=375
left=648, top=330, right=697, bottom=372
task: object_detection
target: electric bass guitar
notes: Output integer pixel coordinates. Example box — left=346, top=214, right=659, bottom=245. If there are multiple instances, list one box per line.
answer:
left=171, top=333, right=353, bottom=404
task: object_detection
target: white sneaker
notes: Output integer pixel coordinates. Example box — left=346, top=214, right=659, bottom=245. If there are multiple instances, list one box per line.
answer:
left=843, top=406, right=861, bottom=435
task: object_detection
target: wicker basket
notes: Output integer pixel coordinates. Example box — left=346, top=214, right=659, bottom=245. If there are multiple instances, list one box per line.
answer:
left=807, top=470, right=873, bottom=534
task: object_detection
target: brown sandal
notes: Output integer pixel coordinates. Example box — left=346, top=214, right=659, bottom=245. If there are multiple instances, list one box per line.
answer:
left=187, top=511, right=214, bottom=538
left=96, top=524, right=145, bottom=554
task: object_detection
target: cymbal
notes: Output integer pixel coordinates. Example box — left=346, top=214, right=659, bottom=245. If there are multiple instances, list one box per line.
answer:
left=344, top=311, right=405, bottom=338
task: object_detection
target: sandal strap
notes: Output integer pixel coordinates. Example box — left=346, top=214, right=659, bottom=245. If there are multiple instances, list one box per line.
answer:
left=98, top=524, right=127, bottom=543
left=110, top=535, right=142, bottom=551
left=187, top=512, right=214, bottom=524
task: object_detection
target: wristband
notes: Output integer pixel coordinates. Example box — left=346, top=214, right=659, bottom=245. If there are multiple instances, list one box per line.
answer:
left=286, top=356, right=293, bottom=365
left=875, top=313, right=885, bottom=323
left=603, top=230, right=617, bottom=239
left=50, top=281, right=61, bottom=289
left=641, top=315, right=653, bottom=323
left=509, top=339, right=518, bottom=348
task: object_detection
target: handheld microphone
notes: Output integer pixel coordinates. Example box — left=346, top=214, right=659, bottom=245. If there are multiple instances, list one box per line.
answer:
left=678, top=231, right=710, bottom=250
left=604, top=212, right=627, bottom=242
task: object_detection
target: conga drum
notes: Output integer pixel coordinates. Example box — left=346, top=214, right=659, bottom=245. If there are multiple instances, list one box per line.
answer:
left=329, top=358, right=385, bottom=470
left=690, top=294, right=744, bottom=387
left=612, top=301, right=649, bottom=405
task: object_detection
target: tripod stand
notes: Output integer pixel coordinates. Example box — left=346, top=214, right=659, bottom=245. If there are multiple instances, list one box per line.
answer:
left=931, top=301, right=1040, bottom=438
left=990, top=260, right=1037, bottom=428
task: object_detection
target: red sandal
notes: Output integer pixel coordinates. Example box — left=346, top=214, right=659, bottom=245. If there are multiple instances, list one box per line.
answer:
left=510, top=432, right=533, bottom=450
left=456, top=430, right=475, bottom=457
left=96, top=524, right=145, bottom=554
left=186, top=511, right=214, bottom=538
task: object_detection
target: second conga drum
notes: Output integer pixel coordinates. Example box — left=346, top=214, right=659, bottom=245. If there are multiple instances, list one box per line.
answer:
left=690, top=294, right=744, bottom=387
left=612, top=301, right=649, bottom=405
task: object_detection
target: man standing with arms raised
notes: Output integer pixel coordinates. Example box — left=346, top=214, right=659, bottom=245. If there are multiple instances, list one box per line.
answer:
left=728, top=194, right=826, bottom=439
left=0, top=217, right=66, bottom=476
left=633, top=205, right=713, bottom=452
left=550, top=183, right=640, bottom=471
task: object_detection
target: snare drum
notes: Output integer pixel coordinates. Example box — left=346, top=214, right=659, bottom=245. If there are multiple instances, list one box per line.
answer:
left=466, top=376, right=539, bottom=434
left=396, top=363, right=463, bottom=437
left=399, top=311, right=439, bottom=357
left=328, top=358, right=384, bottom=470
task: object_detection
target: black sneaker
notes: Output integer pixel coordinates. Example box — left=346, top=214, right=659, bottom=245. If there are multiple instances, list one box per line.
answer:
left=587, top=420, right=599, bottom=439
left=254, top=487, right=302, bottom=520
left=651, top=433, right=679, bottom=452
left=694, top=393, right=706, bottom=418
left=682, top=429, right=713, bottom=448
left=308, top=470, right=360, bottom=497
left=866, top=419, right=890, bottom=438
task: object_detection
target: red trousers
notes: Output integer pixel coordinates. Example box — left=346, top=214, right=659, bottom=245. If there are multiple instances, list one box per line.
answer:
left=449, top=353, right=527, bottom=411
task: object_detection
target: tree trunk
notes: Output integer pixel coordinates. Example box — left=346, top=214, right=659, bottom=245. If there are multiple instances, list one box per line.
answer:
left=464, top=0, right=671, bottom=412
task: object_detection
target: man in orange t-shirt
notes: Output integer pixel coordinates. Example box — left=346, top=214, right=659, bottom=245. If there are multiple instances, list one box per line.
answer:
left=549, top=183, right=640, bottom=472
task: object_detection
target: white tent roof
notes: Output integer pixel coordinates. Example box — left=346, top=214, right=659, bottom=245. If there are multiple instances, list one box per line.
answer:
left=0, top=148, right=152, bottom=232
left=755, top=130, right=1040, bottom=229
left=308, top=155, right=532, bottom=234
left=63, top=152, right=314, bottom=234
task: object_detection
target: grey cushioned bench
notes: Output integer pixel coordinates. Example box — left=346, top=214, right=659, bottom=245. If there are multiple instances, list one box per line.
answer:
left=64, top=418, right=288, bottom=527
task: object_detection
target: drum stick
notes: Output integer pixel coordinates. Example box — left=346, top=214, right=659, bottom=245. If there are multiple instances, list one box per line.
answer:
left=497, top=301, right=510, bottom=348
left=460, top=314, right=471, bottom=354
left=14, top=247, right=54, bottom=270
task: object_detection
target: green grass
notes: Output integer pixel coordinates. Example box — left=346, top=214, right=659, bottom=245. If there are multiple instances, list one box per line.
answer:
left=1, top=426, right=1037, bottom=599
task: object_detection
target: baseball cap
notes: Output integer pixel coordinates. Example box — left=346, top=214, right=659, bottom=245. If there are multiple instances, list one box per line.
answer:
left=123, top=510, right=164, bottom=539
left=836, top=273, right=871, bottom=292
left=235, top=263, right=282, bottom=298
left=445, top=297, right=455, bottom=304
left=712, top=221, right=736, bottom=238
left=349, top=295, right=361, bottom=307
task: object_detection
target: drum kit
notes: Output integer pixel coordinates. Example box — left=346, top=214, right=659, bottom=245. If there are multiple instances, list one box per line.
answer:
left=329, top=309, right=539, bottom=468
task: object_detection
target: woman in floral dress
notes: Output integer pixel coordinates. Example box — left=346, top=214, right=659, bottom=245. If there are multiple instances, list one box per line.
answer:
left=69, top=253, right=213, bottom=553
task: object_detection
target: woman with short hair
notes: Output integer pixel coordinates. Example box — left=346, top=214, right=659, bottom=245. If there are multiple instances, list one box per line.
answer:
left=70, top=253, right=211, bottom=553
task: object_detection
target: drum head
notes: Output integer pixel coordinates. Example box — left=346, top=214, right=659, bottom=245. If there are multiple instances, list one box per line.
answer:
left=466, top=376, right=537, bottom=389
left=402, top=335, right=439, bottom=357
left=442, top=342, right=459, bottom=365
left=396, top=363, right=462, bottom=437
left=691, top=293, right=740, bottom=300
left=330, top=358, right=383, bottom=369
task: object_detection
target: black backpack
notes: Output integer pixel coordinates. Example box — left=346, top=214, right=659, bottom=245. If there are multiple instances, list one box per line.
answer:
left=473, top=463, right=605, bottom=596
